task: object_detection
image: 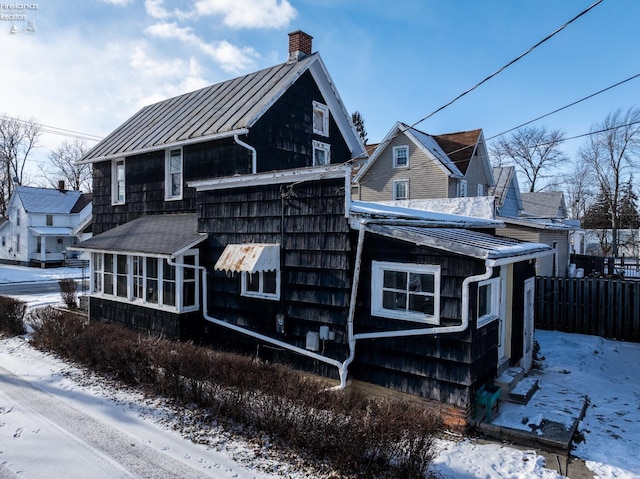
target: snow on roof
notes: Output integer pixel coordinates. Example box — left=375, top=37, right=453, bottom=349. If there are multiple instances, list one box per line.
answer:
left=16, top=186, right=84, bottom=214
left=350, top=200, right=500, bottom=227
left=376, top=197, right=496, bottom=220
left=407, top=126, right=464, bottom=177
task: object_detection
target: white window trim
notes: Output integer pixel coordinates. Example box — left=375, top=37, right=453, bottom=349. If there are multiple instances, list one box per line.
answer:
left=112, top=158, right=126, bottom=205
left=90, top=250, right=200, bottom=313
left=477, top=277, right=501, bottom=328
left=371, top=260, right=440, bottom=324
left=459, top=179, right=467, bottom=198
left=312, top=101, right=329, bottom=136
left=393, top=145, right=409, bottom=168
left=312, top=140, right=331, bottom=166
left=241, top=270, right=281, bottom=301
left=165, top=147, right=183, bottom=201
left=393, top=179, right=409, bottom=201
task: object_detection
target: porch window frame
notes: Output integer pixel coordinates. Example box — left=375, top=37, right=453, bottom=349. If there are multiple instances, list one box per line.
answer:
left=89, top=250, right=200, bottom=313
left=371, top=260, right=441, bottom=324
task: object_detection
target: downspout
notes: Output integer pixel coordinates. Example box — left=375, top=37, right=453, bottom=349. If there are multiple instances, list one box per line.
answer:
left=234, top=134, right=257, bottom=174
left=169, top=257, right=344, bottom=372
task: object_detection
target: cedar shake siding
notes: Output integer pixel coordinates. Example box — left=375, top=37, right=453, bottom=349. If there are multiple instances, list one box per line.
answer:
left=92, top=151, right=197, bottom=235
left=199, top=177, right=352, bottom=376
left=90, top=297, right=202, bottom=341
left=359, top=134, right=450, bottom=201
left=351, top=233, right=499, bottom=409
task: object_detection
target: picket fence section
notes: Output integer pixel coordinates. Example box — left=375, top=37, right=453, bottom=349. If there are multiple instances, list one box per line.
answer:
left=535, top=276, right=640, bottom=343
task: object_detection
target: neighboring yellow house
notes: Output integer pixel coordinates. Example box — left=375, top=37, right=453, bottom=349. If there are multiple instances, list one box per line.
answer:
left=352, top=122, right=494, bottom=202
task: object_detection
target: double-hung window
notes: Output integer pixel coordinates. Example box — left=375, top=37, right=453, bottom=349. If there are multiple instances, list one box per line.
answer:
left=312, top=101, right=329, bottom=136
left=459, top=179, right=467, bottom=198
left=371, top=261, right=440, bottom=324
left=313, top=140, right=331, bottom=166
left=393, top=145, right=409, bottom=168
left=112, top=158, right=126, bottom=205
left=165, top=148, right=183, bottom=200
left=393, top=179, right=409, bottom=200
left=477, top=277, right=500, bottom=327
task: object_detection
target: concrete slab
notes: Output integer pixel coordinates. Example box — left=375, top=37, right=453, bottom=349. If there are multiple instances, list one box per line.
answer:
left=475, top=379, right=589, bottom=452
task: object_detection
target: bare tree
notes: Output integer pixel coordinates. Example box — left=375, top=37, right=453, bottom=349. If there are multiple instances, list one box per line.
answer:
left=489, top=126, right=568, bottom=192
left=563, top=158, right=595, bottom=220
left=41, top=139, right=92, bottom=192
left=0, top=116, right=41, bottom=216
left=578, top=107, right=640, bottom=257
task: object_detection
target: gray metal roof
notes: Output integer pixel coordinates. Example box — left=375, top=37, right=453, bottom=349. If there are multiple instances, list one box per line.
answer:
left=81, top=55, right=320, bottom=163
left=366, top=224, right=551, bottom=260
left=16, top=186, right=85, bottom=214
left=520, top=191, right=567, bottom=219
left=70, top=213, right=207, bottom=256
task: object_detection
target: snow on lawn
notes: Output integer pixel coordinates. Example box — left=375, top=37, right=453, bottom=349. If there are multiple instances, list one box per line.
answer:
left=1, top=265, right=639, bottom=477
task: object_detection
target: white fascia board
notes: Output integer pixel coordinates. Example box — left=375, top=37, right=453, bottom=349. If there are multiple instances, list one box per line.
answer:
left=171, top=235, right=209, bottom=259
left=308, top=57, right=367, bottom=160
left=67, top=246, right=170, bottom=258
left=487, top=247, right=555, bottom=266
left=189, top=164, right=351, bottom=191
left=477, top=131, right=496, bottom=187
left=75, top=129, right=249, bottom=165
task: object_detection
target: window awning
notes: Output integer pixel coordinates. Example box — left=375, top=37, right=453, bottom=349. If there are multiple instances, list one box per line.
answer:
left=214, top=244, right=280, bottom=273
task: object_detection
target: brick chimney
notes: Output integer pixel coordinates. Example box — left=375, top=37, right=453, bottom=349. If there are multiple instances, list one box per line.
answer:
left=288, top=30, right=313, bottom=62
left=58, top=180, right=65, bottom=192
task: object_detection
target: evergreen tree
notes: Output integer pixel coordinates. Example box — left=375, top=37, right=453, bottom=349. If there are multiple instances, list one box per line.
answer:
left=583, top=188, right=611, bottom=229
left=619, top=177, right=640, bottom=229
left=351, top=111, right=368, bottom=145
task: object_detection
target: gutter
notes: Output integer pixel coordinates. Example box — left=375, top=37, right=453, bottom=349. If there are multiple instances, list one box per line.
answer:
left=234, top=134, right=257, bottom=174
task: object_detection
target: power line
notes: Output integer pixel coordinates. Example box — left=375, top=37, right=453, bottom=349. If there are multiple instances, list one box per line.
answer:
left=406, top=0, right=604, bottom=131
left=0, top=114, right=103, bottom=142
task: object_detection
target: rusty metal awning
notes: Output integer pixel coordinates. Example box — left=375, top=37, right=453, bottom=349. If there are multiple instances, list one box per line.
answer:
left=214, top=244, right=280, bottom=273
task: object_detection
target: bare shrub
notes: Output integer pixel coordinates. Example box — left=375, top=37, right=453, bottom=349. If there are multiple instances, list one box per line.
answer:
left=28, top=306, right=84, bottom=354
left=0, top=296, right=27, bottom=336
left=59, top=278, right=78, bottom=309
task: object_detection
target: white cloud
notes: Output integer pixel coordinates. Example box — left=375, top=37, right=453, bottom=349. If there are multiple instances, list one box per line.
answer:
left=145, top=22, right=259, bottom=73
left=99, top=0, right=134, bottom=5
left=194, top=0, right=296, bottom=29
left=144, top=0, right=192, bottom=20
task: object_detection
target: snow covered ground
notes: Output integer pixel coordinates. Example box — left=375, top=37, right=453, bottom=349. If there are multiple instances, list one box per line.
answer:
left=1, top=264, right=639, bottom=478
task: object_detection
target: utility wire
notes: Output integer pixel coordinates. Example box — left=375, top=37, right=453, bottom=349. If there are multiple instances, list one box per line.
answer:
left=407, top=0, right=604, bottom=131
left=0, top=114, right=103, bottom=142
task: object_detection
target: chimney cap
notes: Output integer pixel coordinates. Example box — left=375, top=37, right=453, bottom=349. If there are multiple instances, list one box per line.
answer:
left=288, top=30, right=313, bottom=62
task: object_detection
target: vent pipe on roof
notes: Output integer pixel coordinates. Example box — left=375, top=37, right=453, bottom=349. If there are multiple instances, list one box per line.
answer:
left=288, top=30, right=313, bottom=62
left=58, top=180, right=65, bottom=192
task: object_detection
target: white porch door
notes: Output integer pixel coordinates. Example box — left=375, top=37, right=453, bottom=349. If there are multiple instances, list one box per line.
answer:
left=522, top=277, right=535, bottom=372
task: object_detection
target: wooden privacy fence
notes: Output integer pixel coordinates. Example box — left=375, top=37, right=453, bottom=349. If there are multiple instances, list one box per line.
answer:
left=535, top=276, right=640, bottom=342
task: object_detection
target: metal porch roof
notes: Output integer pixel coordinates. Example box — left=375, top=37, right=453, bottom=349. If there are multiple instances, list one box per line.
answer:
left=214, top=244, right=280, bottom=273
left=366, top=224, right=552, bottom=261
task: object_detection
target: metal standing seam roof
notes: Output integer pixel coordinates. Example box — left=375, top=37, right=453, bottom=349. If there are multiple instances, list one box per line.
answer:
left=69, top=213, right=207, bottom=256
left=81, top=54, right=319, bottom=163
left=365, top=224, right=552, bottom=260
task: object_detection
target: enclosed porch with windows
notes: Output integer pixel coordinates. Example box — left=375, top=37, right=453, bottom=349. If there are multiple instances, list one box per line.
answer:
left=69, top=213, right=208, bottom=340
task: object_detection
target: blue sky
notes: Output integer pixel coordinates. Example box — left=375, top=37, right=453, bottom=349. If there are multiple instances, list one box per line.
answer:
left=1, top=0, right=638, bottom=178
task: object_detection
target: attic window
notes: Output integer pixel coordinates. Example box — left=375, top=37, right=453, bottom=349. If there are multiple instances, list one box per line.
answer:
left=371, top=260, right=440, bottom=324
left=313, top=140, right=331, bottom=166
left=112, top=158, right=125, bottom=205
left=393, top=146, right=409, bottom=168
left=46, top=215, right=53, bottom=226
left=312, top=101, right=329, bottom=136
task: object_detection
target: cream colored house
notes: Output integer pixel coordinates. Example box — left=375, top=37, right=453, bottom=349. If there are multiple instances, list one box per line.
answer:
left=352, top=122, right=494, bottom=202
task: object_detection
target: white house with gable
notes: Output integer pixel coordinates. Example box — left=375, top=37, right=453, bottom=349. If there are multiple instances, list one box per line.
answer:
left=0, top=183, right=92, bottom=267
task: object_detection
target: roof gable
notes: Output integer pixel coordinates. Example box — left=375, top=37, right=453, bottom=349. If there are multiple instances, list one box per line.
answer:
left=432, top=129, right=482, bottom=175
left=15, top=186, right=84, bottom=214
left=353, top=122, right=461, bottom=183
left=490, top=166, right=523, bottom=214
left=81, top=54, right=364, bottom=163
left=520, top=191, right=567, bottom=219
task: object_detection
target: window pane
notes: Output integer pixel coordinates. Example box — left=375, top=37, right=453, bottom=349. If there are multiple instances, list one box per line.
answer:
left=410, top=272, right=434, bottom=293
left=171, top=173, right=181, bottom=196
left=383, top=270, right=406, bottom=289
left=183, top=282, right=195, bottom=307
left=263, top=270, right=277, bottom=294
left=246, top=272, right=260, bottom=292
left=313, top=109, right=324, bottom=133
left=314, top=148, right=327, bottom=166
left=383, top=290, right=406, bottom=310
left=146, top=257, right=158, bottom=303
left=409, top=294, right=434, bottom=315
left=104, top=273, right=113, bottom=295
left=478, top=284, right=490, bottom=317
left=146, top=257, right=157, bottom=278
left=104, top=254, right=113, bottom=273
left=163, top=281, right=175, bottom=306
left=163, top=261, right=175, bottom=280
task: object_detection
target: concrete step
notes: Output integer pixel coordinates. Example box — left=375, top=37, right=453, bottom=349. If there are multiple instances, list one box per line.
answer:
left=507, top=376, right=539, bottom=405
left=495, top=366, right=524, bottom=397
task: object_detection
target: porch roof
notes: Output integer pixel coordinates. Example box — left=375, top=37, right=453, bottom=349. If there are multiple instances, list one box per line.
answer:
left=30, top=227, right=74, bottom=236
left=69, top=213, right=207, bottom=257
left=214, top=243, right=280, bottom=273
left=365, top=224, right=552, bottom=261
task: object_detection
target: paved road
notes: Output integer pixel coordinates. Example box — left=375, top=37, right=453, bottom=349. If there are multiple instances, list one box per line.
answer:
left=0, top=279, right=88, bottom=296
